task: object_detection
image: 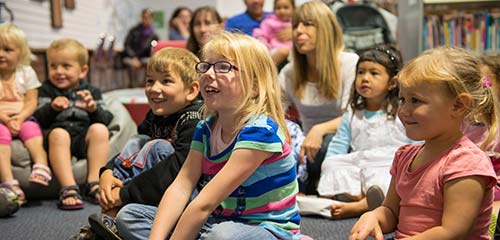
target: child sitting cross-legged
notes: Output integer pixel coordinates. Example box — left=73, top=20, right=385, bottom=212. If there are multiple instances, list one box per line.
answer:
left=114, top=31, right=301, bottom=240
left=350, top=47, right=498, bottom=240
left=34, top=38, right=113, bottom=210
left=85, top=47, right=203, bottom=240
left=309, top=46, right=414, bottom=220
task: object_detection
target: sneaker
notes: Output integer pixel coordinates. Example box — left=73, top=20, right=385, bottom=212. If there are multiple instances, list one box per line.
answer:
left=88, top=213, right=122, bottom=240
left=366, top=185, right=385, bottom=211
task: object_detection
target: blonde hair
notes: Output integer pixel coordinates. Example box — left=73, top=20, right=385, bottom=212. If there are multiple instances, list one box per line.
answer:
left=0, top=23, right=31, bottom=65
left=47, top=38, right=88, bottom=67
left=291, top=1, right=344, bottom=100
left=147, top=47, right=199, bottom=86
left=200, top=31, right=288, bottom=139
left=479, top=55, right=500, bottom=150
left=399, top=47, right=498, bottom=149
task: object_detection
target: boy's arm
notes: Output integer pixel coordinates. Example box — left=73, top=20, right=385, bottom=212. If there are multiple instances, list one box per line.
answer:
left=406, top=176, right=486, bottom=240
left=34, top=84, right=58, bottom=128
left=88, top=87, right=113, bottom=125
left=119, top=116, right=199, bottom=205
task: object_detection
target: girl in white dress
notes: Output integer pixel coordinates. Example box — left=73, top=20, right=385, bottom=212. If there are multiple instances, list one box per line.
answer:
left=317, top=46, right=413, bottom=219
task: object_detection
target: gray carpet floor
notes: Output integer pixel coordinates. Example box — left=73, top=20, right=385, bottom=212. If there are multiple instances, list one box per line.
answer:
left=0, top=199, right=387, bottom=240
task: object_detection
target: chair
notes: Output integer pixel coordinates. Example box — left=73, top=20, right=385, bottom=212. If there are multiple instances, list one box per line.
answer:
left=152, top=40, right=187, bottom=53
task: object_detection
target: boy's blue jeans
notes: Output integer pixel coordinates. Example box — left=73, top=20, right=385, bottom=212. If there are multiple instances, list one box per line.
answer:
left=112, top=135, right=174, bottom=184
left=116, top=203, right=279, bottom=240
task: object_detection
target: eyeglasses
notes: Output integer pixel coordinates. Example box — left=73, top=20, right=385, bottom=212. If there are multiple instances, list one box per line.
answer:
left=195, top=61, right=238, bottom=73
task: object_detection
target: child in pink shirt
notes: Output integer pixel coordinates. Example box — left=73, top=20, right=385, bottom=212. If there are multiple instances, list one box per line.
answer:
left=253, top=0, right=294, bottom=66
left=350, top=47, right=498, bottom=240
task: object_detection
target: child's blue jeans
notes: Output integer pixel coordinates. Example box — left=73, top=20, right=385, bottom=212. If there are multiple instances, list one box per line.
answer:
left=112, top=135, right=175, bottom=184
left=115, top=203, right=280, bottom=240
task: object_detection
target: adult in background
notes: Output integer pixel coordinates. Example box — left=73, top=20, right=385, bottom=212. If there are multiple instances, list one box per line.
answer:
left=168, top=6, right=192, bottom=40
left=225, top=0, right=270, bottom=36
left=186, top=6, right=223, bottom=57
left=122, top=8, right=159, bottom=88
left=279, top=1, right=358, bottom=195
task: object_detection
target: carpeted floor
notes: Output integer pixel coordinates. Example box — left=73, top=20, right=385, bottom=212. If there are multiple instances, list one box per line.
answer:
left=0, top=199, right=370, bottom=240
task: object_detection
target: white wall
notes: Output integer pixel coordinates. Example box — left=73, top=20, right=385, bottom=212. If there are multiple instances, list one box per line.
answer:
left=4, top=0, right=311, bottom=50
left=5, top=0, right=143, bottom=49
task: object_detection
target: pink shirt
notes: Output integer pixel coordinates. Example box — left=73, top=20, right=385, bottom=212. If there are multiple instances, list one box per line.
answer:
left=391, top=136, right=497, bottom=240
left=0, top=66, right=41, bottom=115
left=252, top=14, right=292, bottom=50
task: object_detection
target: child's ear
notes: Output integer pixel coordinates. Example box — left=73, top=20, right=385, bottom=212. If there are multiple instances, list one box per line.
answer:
left=78, top=65, right=89, bottom=79
left=185, top=81, right=200, bottom=102
left=388, top=76, right=398, bottom=90
left=452, top=93, right=472, bottom=117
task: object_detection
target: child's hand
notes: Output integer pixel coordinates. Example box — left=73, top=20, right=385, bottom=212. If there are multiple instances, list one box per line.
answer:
left=99, top=170, right=123, bottom=209
left=277, top=27, right=292, bottom=42
left=349, top=211, right=384, bottom=240
left=51, top=96, right=69, bottom=111
left=75, top=90, right=97, bottom=112
left=6, top=116, right=20, bottom=136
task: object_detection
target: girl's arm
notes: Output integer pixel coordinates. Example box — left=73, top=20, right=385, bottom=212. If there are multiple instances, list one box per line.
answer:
left=149, top=149, right=203, bottom=240
left=406, top=176, right=486, bottom=240
left=300, top=115, right=343, bottom=162
left=324, top=112, right=352, bottom=160
left=169, top=148, right=272, bottom=240
left=350, top=178, right=400, bottom=240
left=17, top=89, right=38, bottom=122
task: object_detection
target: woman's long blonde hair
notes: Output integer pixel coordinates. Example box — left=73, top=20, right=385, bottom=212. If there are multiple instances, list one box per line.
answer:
left=200, top=31, right=288, bottom=140
left=291, top=1, right=345, bottom=100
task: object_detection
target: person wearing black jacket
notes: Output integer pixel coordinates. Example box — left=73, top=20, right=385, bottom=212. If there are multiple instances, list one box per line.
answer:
left=86, top=48, right=202, bottom=240
left=100, top=100, right=202, bottom=210
left=99, top=48, right=202, bottom=211
left=122, top=8, right=159, bottom=88
left=35, top=39, right=113, bottom=210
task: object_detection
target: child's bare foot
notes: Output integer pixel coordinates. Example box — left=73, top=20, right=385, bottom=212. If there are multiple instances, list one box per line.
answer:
left=330, top=199, right=368, bottom=220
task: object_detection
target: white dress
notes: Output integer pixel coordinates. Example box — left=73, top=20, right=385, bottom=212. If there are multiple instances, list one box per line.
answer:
left=317, top=109, right=412, bottom=197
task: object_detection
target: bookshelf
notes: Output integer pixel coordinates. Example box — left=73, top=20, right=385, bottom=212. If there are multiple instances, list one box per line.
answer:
left=398, top=0, right=500, bottom=62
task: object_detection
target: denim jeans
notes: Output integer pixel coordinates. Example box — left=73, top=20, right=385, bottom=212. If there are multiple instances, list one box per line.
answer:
left=112, top=135, right=174, bottom=184
left=116, top=203, right=279, bottom=240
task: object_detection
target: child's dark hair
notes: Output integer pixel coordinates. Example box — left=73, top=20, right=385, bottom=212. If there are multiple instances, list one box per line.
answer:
left=274, top=0, right=295, bottom=9
left=349, top=44, right=402, bottom=119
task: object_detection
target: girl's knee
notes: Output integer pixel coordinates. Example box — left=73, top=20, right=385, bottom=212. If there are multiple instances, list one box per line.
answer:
left=18, top=121, right=42, bottom=142
left=0, top=124, right=12, bottom=145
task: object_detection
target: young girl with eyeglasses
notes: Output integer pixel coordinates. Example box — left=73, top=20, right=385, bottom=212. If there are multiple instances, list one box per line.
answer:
left=350, top=47, right=498, bottom=240
left=313, top=46, right=413, bottom=220
left=124, top=31, right=301, bottom=240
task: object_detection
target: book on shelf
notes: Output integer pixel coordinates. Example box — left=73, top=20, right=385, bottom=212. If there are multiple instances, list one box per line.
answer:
left=423, top=9, right=500, bottom=55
